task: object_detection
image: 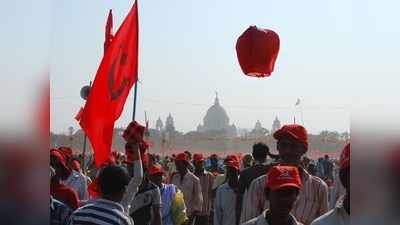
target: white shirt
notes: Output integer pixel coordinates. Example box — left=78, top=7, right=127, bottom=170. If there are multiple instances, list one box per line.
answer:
left=310, top=202, right=349, bottom=225
left=62, top=170, right=89, bottom=200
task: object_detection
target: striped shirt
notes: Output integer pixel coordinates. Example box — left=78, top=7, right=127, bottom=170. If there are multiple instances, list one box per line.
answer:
left=241, top=168, right=328, bottom=225
left=70, top=160, right=143, bottom=225
left=68, top=198, right=133, bottom=225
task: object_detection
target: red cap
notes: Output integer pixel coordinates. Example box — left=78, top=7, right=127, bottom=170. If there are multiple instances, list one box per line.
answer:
left=50, top=149, right=66, bottom=163
left=266, top=165, right=302, bottom=191
left=340, top=143, right=350, bottom=170
left=175, top=153, right=189, bottom=162
left=148, top=164, right=164, bottom=176
left=50, top=149, right=71, bottom=175
left=224, top=154, right=240, bottom=171
left=193, top=153, right=204, bottom=162
left=273, top=124, right=308, bottom=150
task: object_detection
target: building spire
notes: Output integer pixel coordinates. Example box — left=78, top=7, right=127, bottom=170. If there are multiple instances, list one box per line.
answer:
left=214, top=91, right=219, bottom=105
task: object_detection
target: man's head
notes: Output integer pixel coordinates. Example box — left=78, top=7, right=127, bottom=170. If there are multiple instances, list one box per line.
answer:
left=175, top=153, right=189, bottom=173
left=242, top=154, right=253, bottom=169
left=193, top=153, right=205, bottom=171
left=184, top=151, right=192, bottom=161
left=50, top=149, right=71, bottom=179
left=148, top=164, right=164, bottom=187
left=98, top=165, right=130, bottom=202
left=324, top=155, right=329, bottom=160
left=273, top=125, right=308, bottom=165
left=252, top=142, right=269, bottom=163
left=265, top=166, right=302, bottom=217
left=210, top=154, right=219, bottom=168
left=224, top=155, right=240, bottom=183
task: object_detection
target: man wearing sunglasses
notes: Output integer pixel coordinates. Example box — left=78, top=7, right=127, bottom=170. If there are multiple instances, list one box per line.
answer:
left=240, top=124, right=329, bottom=225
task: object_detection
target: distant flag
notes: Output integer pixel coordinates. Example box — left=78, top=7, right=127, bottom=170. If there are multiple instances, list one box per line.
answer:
left=295, top=98, right=301, bottom=106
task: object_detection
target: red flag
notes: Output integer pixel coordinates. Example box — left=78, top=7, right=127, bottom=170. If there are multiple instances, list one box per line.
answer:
left=104, top=9, right=113, bottom=53
left=79, top=1, right=139, bottom=166
left=74, top=107, right=84, bottom=121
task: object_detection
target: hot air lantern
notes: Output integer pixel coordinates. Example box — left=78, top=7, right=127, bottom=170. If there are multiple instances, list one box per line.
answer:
left=236, top=26, right=280, bottom=77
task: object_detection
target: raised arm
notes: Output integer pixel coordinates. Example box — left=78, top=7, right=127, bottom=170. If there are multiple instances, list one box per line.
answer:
left=120, top=142, right=143, bottom=212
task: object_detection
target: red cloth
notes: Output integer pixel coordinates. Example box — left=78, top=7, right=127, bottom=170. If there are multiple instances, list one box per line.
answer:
left=273, top=124, right=308, bottom=150
left=51, top=182, right=79, bottom=210
left=175, top=153, right=189, bottom=162
left=148, top=164, right=164, bottom=176
left=224, top=154, right=240, bottom=171
left=236, top=26, right=280, bottom=77
left=123, top=121, right=149, bottom=167
left=74, top=107, right=84, bottom=121
left=340, top=143, right=350, bottom=170
left=193, top=153, right=204, bottom=162
left=266, top=165, right=302, bottom=191
left=79, top=1, right=139, bottom=167
left=104, top=9, right=113, bottom=52
left=123, top=121, right=145, bottom=143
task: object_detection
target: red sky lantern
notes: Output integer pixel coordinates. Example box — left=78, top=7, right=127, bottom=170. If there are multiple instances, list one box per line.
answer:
left=236, top=26, right=280, bottom=77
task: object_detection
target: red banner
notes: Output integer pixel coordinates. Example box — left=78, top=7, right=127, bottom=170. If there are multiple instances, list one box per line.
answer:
left=79, top=1, right=139, bottom=166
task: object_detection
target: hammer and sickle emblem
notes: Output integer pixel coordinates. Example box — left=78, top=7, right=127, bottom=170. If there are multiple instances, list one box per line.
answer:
left=108, top=44, right=131, bottom=100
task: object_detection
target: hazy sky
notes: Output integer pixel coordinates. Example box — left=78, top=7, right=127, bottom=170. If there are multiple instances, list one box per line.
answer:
left=4, top=0, right=399, bottom=135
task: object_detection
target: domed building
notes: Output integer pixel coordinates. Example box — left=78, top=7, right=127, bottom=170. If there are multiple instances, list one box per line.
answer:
left=197, top=93, right=237, bottom=137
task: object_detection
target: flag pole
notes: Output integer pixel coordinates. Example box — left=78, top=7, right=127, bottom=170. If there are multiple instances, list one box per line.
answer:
left=132, top=83, right=138, bottom=121
left=132, top=0, right=139, bottom=122
left=82, top=80, right=92, bottom=175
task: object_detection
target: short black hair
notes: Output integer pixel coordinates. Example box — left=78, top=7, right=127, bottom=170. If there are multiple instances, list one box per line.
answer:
left=98, top=165, right=130, bottom=196
left=252, top=142, right=269, bottom=160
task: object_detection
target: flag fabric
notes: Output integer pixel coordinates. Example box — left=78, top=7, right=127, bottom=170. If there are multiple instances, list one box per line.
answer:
left=74, top=107, right=84, bottom=121
left=295, top=98, right=301, bottom=106
left=104, top=9, right=113, bottom=53
left=79, top=1, right=139, bottom=166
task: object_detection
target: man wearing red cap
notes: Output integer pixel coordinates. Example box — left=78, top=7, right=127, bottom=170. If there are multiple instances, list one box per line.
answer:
left=241, top=124, right=329, bottom=225
left=148, top=164, right=188, bottom=225
left=214, top=155, right=241, bottom=225
left=50, top=150, right=79, bottom=210
left=193, top=153, right=216, bottom=225
left=311, top=143, right=350, bottom=225
left=242, top=165, right=303, bottom=225
left=170, top=152, right=203, bottom=224
left=57, top=146, right=89, bottom=201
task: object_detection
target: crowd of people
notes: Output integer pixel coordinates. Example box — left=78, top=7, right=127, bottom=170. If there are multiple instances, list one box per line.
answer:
left=50, top=123, right=350, bottom=225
